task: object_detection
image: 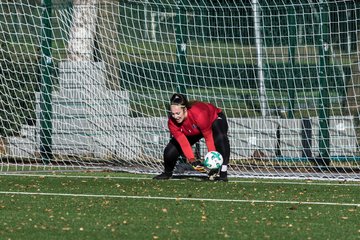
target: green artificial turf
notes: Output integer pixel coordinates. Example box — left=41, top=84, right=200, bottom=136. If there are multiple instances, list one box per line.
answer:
left=0, top=173, right=359, bottom=240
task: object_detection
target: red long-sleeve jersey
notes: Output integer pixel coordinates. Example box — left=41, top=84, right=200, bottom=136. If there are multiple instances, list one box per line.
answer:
left=168, top=102, right=222, bottom=160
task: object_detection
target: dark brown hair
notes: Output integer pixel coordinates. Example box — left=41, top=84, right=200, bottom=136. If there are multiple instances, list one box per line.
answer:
left=170, top=93, right=189, bottom=108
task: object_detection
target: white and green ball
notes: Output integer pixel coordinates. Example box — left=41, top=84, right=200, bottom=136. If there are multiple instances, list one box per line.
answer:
left=203, top=151, right=223, bottom=170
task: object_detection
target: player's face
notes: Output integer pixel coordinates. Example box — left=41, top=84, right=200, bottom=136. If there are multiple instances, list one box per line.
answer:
left=170, top=105, right=187, bottom=123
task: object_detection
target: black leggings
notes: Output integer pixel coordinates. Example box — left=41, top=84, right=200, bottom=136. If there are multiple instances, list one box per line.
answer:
left=163, top=112, right=230, bottom=173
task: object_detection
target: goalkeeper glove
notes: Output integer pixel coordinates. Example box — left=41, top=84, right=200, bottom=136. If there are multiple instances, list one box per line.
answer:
left=189, top=159, right=207, bottom=173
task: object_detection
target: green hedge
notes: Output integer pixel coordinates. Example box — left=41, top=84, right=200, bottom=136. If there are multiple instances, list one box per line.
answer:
left=119, top=61, right=350, bottom=91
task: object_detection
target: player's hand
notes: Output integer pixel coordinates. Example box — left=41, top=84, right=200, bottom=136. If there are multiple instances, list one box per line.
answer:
left=189, top=160, right=207, bottom=173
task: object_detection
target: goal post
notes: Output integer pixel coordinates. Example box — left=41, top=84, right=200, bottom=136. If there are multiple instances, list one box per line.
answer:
left=0, top=0, right=359, bottom=181
left=39, top=0, right=54, bottom=163
left=317, top=0, right=332, bottom=165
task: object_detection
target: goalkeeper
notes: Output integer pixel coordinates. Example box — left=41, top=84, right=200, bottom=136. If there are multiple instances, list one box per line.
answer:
left=153, top=93, right=230, bottom=181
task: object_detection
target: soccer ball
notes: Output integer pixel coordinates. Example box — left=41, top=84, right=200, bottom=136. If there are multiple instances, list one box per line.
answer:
left=203, top=151, right=223, bottom=169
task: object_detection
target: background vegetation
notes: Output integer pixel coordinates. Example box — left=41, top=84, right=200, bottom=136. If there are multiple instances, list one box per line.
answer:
left=0, top=1, right=359, bottom=134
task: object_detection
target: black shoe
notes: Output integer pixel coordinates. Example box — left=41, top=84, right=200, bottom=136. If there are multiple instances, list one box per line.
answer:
left=153, top=172, right=172, bottom=180
left=219, top=171, right=228, bottom=181
left=214, top=171, right=228, bottom=182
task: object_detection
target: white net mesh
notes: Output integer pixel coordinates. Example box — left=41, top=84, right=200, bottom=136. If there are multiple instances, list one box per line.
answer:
left=0, top=0, right=359, bottom=180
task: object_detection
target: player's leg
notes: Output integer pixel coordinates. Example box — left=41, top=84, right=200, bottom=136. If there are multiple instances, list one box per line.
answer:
left=153, top=138, right=182, bottom=179
left=154, top=136, right=204, bottom=179
left=211, top=112, right=230, bottom=181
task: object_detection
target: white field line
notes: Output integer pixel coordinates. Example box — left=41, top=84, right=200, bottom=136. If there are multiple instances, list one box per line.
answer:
left=0, top=191, right=359, bottom=207
left=1, top=173, right=360, bottom=187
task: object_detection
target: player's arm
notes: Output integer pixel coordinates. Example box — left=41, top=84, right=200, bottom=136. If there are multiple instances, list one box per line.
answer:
left=173, top=134, right=195, bottom=160
left=168, top=120, right=196, bottom=160
left=202, top=128, right=216, bottom=152
left=168, top=118, right=206, bottom=173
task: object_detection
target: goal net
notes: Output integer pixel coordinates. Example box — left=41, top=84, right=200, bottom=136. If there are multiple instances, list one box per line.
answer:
left=0, top=0, right=359, bottom=180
